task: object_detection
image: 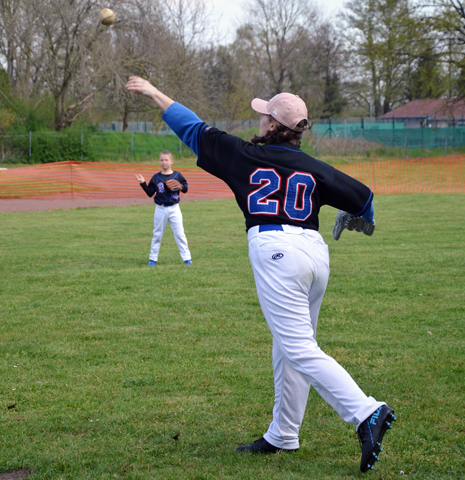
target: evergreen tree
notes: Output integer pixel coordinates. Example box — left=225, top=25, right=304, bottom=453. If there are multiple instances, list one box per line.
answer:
left=406, top=46, right=446, bottom=100
left=321, top=72, right=347, bottom=118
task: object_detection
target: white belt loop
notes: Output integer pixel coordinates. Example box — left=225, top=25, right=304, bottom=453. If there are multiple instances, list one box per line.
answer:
left=247, top=225, right=260, bottom=241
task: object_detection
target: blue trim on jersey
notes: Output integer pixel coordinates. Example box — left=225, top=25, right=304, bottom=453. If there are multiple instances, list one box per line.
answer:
left=361, top=201, right=374, bottom=222
left=264, top=144, right=300, bottom=153
left=355, top=193, right=374, bottom=220
left=162, top=103, right=205, bottom=155
left=159, top=172, right=180, bottom=181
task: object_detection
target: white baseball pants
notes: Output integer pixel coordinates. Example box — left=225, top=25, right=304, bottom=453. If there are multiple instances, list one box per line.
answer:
left=247, top=225, right=384, bottom=450
left=149, top=204, right=191, bottom=262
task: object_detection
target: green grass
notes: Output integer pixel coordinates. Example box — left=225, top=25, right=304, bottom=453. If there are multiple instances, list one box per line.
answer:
left=1, top=194, right=464, bottom=479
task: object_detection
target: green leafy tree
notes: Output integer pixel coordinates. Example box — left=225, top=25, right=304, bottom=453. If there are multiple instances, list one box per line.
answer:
left=344, top=0, right=417, bottom=115
left=428, top=0, right=465, bottom=97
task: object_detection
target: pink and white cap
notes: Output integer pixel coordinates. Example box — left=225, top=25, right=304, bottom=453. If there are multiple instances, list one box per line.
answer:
left=251, top=93, right=308, bottom=132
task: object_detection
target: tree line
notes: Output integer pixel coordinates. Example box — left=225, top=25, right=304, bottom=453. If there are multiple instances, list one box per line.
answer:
left=0, top=0, right=464, bottom=132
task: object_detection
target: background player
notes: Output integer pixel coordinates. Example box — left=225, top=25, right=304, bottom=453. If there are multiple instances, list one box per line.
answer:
left=135, top=150, right=192, bottom=266
left=126, top=77, right=396, bottom=473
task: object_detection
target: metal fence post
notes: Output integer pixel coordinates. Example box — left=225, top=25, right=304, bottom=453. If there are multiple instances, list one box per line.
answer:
left=360, top=128, right=363, bottom=156
left=71, top=160, right=74, bottom=199
left=392, top=116, right=395, bottom=148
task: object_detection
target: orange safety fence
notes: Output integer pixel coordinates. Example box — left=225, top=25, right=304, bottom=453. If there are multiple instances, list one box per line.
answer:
left=334, top=154, right=465, bottom=194
left=0, top=155, right=464, bottom=200
left=0, top=161, right=234, bottom=200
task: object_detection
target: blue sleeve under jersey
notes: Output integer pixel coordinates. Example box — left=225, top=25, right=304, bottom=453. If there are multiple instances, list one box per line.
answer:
left=162, top=103, right=206, bottom=156
left=361, top=202, right=374, bottom=223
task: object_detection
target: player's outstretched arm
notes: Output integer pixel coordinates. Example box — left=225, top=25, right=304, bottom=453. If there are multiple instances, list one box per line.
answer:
left=125, top=76, right=174, bottom=112
left=126, top=76, right=204, bottom=156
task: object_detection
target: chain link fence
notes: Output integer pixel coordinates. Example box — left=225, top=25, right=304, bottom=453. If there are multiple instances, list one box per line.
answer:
left=311, top=117, right=465, bottom=151
left=1, top=117, right=464, bottom=164
left=0, top=130, right=195, bottom=164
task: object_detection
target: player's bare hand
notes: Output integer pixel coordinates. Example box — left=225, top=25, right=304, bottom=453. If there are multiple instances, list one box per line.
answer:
left=165, top=179, right=182, bottom=191
left=135, top=173, right=145, bottom=183
left=125, top=76, right=157, bottom=99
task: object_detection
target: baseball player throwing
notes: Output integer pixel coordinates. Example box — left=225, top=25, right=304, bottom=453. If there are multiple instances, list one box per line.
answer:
left=126, top=76, right=396, bottom=473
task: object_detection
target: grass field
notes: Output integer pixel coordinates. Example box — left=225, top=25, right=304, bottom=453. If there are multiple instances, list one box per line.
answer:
left=1, top=194, right=464, bottom=479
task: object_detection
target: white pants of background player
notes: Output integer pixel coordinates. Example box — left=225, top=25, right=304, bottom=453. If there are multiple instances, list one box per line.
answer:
left=247, top=224, right=385, bottom=450
left=149, top=204, right=191, bottom=262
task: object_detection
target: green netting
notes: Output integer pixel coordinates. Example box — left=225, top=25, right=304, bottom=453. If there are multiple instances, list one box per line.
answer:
left=311, top=123, right=465, bottom=149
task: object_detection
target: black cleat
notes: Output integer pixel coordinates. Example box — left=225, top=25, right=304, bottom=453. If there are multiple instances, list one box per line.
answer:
left=236, top=437, right=298, bottom=454
left=357, top=405, right=396, bottom=472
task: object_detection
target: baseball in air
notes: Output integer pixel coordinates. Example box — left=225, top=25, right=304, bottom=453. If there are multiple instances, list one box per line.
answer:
left=99, top=8, right=115, bottom=26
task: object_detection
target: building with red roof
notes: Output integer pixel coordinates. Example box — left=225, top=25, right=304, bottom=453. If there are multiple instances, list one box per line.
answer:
left=380, top=99, right=465, bottom=128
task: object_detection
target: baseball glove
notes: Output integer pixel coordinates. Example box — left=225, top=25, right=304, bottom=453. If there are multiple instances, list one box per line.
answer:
left=165, top=179, right=183, bottom=191
left=332, top=210, right=375, bottom=241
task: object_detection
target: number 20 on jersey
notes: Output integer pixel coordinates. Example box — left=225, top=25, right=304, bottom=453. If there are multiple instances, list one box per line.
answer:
left=248, top=168, right=316, bottom=221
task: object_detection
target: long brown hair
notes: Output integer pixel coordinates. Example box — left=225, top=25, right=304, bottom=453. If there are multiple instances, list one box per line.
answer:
left=250, top=117, right=308, bottom=148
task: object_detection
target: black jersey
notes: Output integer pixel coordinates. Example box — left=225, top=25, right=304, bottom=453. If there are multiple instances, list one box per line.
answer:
left=140, top=171, right=188, bottom=206
left=197, top=126, right=372, bottom=231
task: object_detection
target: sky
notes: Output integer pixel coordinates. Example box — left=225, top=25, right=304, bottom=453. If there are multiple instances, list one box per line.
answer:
left=208, top=0, right=348, bottom=43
